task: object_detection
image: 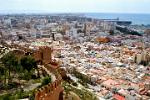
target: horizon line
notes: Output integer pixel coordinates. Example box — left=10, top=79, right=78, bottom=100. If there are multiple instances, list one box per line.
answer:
left=0, top=11, right=150, bottom=15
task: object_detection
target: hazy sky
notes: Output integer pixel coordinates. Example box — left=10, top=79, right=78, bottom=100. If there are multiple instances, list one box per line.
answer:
left=0, top=0, right=150, bottom=14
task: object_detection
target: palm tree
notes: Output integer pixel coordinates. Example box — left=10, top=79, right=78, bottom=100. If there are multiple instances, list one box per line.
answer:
left=1, top=52, right=18, bottom=84
left=20, top=56, right=35, bottom=72
left=20, top=55, right=39, bottom=77
left=0, top=65, right=6, bottom=85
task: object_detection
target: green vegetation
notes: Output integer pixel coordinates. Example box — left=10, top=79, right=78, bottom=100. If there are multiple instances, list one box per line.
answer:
left=0, top=66, right=5, bottom=75
left=65, top=69, right=98, bottom=100
left=41, top=76, right=51, bottom=86
left=72, top=68, right=91, bottom=87
left=78, top=79, right=89, bottom=88
left=0, top=52, right=39, bottom=85
left=0, top=89, right=35, bottom=100
left=20, top=56, right=37, bottom=72
left=0, top=52, right=41, bottom=99
left=1, top=52, right=18, bottom=85
left=62, top=81, right=98, bottom=100
left=145, top=73, right=150, bottom=77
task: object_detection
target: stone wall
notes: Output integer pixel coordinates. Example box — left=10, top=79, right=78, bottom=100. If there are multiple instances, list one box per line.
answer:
left=2, top=43, right=64, bottom=100
left=33, top=46, right=53, bottom=64
left=33, top=46, right=64, bottom=100
left=35, top=76, right=63, bottom=100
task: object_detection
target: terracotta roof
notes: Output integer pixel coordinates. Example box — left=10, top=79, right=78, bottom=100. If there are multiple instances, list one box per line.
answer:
left=102, top=79, right=119, bottom=87
left=113, top=94, right=125, bottom=100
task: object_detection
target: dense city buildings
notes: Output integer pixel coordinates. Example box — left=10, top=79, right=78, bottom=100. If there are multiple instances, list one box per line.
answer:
left=0, top=14, right=150, bottom=100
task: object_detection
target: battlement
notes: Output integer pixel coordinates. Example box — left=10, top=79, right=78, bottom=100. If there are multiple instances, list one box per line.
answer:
left=2, top=43, right=64, bottom=100
left=33, top=46, right=63, bottom=100
left=35, top=76, right=63, bottom=100
left=33, top=46, right=53, bottom=64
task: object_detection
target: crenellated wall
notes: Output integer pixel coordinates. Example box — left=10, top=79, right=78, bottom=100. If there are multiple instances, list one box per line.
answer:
left=35, top=76, right=63, bottom=100
left=2, top=42, right=64, bottom=100
left=33, top=46, right=63, bottom=100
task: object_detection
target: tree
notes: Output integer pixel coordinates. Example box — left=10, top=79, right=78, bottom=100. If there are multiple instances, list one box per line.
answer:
left=1, top=52, right=18, bottom=84
left=0, top=65, right=5, bottom=85
left=0, top=65, right=5, bottom=76
left=41, top=76, right=51, bottom=86
left=20, top=56, right=36, bottom=72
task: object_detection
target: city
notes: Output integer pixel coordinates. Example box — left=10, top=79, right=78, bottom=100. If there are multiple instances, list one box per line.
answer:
left=0, top=0, right=150, bottom=100
left=0, top=14, right=149, bottom=100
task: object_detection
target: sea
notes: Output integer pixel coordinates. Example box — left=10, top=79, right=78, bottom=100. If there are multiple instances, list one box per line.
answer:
left=84, top=13, right=150, bottom=25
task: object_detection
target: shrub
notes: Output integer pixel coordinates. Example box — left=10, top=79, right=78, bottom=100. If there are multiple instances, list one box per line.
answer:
left=72, top=82, right=78, bottom=86
left=0, top=67, right=5, bottom=75
left=0, top=94, right=13, bottom=100
left=7, top=82, right=19, bottom=89
left=41, top=76, right=51, bottom=86
left=21, top=71, right=32, bottom=80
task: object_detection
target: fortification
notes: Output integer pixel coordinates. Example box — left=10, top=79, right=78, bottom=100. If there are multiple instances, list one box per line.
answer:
left=2, top=42, right=64, bottom=100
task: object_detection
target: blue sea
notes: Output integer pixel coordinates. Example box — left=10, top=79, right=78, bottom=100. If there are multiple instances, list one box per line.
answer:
left=84, top=13, right=150, bottom=25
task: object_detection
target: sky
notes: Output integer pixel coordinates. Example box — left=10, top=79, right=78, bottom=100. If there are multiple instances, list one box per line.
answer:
left=0, top=0, right=150, bottom=14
